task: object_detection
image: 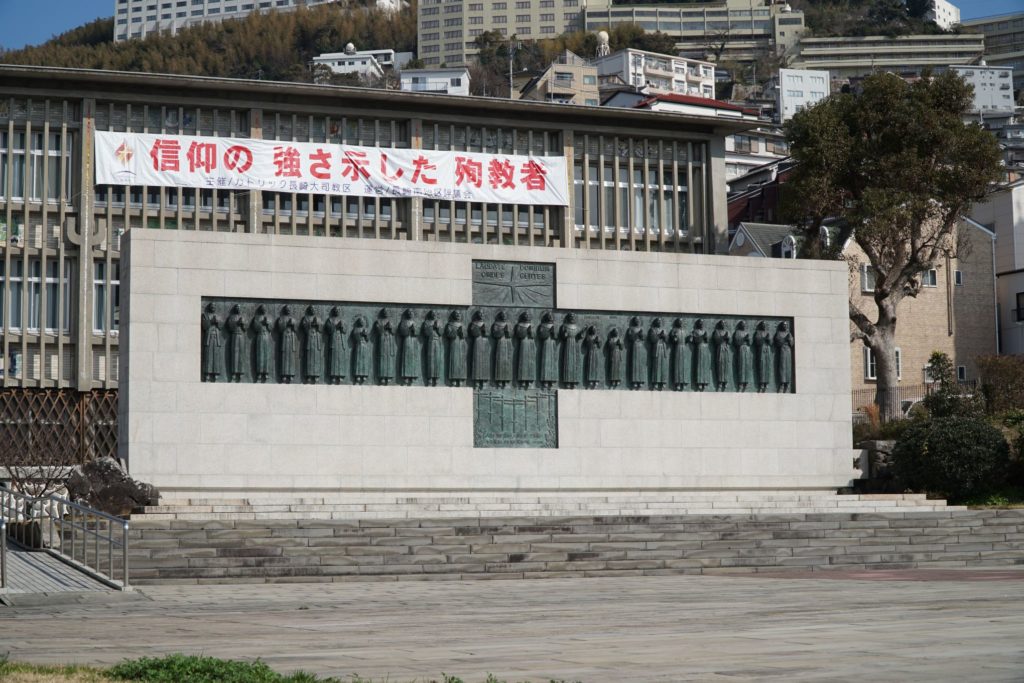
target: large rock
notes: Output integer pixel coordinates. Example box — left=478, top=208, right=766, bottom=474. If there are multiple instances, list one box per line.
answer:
left=65, top=457, right=159, bottom=516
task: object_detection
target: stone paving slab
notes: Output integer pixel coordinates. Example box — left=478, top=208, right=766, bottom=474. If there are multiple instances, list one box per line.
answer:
left=1, top=571, right=1024, bottom=681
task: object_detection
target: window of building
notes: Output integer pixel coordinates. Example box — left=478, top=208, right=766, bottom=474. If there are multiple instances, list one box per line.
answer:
left=493, top=15, right=506, bottom=22
left=583, top=74, right=596, bottom=85
left=860, top=264, right=877, bottom=292
left=780, top=235, right=796, bottom=259
left=515, top=13, right=530, bottom=21
left=540, top=12, right=554, bottom=20
left=863, top=346, right=901, bottom=381
left=515, top=0, right=530, bottom=7
left=922, top=269, right=937, bottom=287
left=492, top=1, right=506, bottom=8
left=469, top=16, right=483, bottom=23
left=451, top=77, right=462, bottom=86
left=45, top=260, right=71, bottom=333
left=733, top=135, right=753, bottom=153
left=957, top=365, right=967, bottom=382
left=540, top=25, right=555, bottom=33
left=468, top=2, right=482, bottom=8
left=8, top=260, right=23, bottom=331
left=954, top=270, right=963, bottom=286
left=93, top=261, right=121, bottom=334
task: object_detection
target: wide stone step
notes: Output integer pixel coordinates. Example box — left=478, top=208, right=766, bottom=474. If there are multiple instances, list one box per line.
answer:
left=136, top=493, right=948, bottom=520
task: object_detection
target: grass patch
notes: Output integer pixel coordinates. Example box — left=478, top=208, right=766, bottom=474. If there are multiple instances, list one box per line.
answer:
left=0, top=656, right=582, bottom=683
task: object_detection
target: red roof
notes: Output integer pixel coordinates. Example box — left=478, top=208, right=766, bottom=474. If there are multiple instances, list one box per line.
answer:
left=634, top=92, right=746, bottom=112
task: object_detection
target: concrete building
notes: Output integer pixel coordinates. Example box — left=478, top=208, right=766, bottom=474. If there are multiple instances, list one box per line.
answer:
left=0, top=63, right=750, bottom=401
left=516, top=51, right=599, bottom=105
left=583, top=0, right=806, bottom=64
left=114, top=0, right=342, bottom=42
left=313, top=45, right=415, bottom=80
left=775, top=68, right=830, bottom=122
left=788, top=34, right=986, bottom=80
left=970, top=181, right=1024, bottom=355
left=728, top=220, right=998, bottom=397
left=592, top=49, right=715, bottom=99
left=948, top=64, right=1016, bottom=117
left=960, top=12, right=1024, bottom=93
left=312, top=44, right=386, bottom=82
left=399, top=67, right=472, bottom=95
left=924, top=0, right=960, bottom=31
left=416, top=0, right=585, bottom=67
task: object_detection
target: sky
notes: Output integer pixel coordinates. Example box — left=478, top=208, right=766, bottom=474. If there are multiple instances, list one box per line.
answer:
left=0, top=0, right=1022, bottom=50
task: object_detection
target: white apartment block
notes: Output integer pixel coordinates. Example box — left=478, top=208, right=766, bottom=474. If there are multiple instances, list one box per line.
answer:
left=949, top=64, right=1016, bottom=116
left=114, top=0, right=342, bottom=41
left=925, top=0, right=960, bottom=30
left=313, top=45, right=416, bottom=81
left=593, top=49, right=715, bottom=99
left=776, top=68, right=830, bottom=122
left=399, top=67, right=471, bottom=95
left=417, top=0, right=585, bottom=67
left=788, top=33, right=985, bottom=79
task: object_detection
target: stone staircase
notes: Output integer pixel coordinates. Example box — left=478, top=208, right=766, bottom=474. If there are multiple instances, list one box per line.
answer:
left=134, top=492, right=961, bottom=521
left=126, top=507, right=1024, bottom=584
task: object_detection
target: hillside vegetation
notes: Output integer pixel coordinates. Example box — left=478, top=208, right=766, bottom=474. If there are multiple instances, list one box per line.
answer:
left=0, top=2, right=416, bottom=82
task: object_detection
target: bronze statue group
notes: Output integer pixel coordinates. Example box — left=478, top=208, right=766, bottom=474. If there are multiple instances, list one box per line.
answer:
left=201, top=302, right=795, bottom=393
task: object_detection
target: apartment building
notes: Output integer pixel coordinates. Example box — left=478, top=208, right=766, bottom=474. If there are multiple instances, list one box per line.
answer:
left=113, top=0, right=342, bottom=41
left=399, top=67, right=472, bottom=94
left=960, top=12, right=1024, bottom=93
left=728, top=220, right=997, bottom=395
left=925, top=0, right=960, bottom=31
left=774, top=68, right=830, bottom=122
left=583, top=0, right=806, bottom=64
left=948, top=64, right=1016, bottom=117
left=970, top=181, right=1024, bottom=355
left=417, top=0, right=585, bottom=67
left=592, top=49, right=715, bottom=99
left=788, top=34, right=985, bottom=79
left=516, top=50, right=599, bottom=105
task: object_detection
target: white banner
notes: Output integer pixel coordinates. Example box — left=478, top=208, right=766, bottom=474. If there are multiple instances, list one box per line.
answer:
left=94, top=131, right=569, bottom=206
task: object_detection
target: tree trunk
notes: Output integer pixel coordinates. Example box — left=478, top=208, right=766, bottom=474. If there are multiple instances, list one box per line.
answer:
left=872, top=327, right=901, bottom=422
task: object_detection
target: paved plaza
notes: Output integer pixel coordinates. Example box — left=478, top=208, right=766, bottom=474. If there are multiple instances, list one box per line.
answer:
left=2, top=571, right=1024, bottom=681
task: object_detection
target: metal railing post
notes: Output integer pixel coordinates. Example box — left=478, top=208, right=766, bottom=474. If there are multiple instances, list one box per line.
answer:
left=122, top=521, right=130, bottom=588
left=1, top=519, right=7, bottom=590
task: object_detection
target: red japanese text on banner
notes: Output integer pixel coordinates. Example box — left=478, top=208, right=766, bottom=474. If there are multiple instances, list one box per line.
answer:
left=95, top=131, right=569, bottom=206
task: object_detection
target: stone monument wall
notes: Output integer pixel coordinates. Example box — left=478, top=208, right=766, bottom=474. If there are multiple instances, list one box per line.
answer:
left=120, top=231, right=855, bottom=499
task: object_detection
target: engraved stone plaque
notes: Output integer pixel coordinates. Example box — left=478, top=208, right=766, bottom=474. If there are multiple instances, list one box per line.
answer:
left=472, top=260, right=555, bottom=308
left=473, top=388, right=558, bottom=448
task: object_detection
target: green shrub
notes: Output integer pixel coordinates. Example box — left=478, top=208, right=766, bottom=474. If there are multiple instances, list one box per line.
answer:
left=922, top=351, right=984, bottom=419
left=892, top=416, right=1010, bottom=501
left=978, top=355, right=1024, bottom=413
left=108, top=654, right=340, bottom=683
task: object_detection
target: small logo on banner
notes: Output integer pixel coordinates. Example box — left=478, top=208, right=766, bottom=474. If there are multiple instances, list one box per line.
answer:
left=115, top=141, right=134, bottom=165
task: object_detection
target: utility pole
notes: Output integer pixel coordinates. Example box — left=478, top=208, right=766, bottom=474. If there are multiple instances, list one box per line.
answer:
left=509, top=39, right=522, bottom=99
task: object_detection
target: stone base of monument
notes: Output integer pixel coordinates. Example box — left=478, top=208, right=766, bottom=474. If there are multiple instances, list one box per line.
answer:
left=124, top=507, right=1024, bottom=584
left=133, top=491, right=958, bottom=521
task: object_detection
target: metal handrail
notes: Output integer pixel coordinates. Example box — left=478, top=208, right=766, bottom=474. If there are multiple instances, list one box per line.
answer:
left=0, top=487, right=130, bottom=590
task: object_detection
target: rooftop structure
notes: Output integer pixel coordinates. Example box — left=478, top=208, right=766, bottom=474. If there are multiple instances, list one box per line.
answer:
left=114, top=0, right=342, bottom=42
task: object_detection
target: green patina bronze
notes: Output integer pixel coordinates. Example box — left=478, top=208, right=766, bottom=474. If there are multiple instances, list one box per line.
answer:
left=200, top=259, right=796, bottom=449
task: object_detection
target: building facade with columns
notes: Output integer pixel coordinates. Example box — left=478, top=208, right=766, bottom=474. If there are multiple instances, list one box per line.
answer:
left=0, top=64, right=742, bottom=398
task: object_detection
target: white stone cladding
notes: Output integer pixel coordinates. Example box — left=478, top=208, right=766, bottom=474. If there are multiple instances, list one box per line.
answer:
left=120, top=231, right=855, bottom=498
